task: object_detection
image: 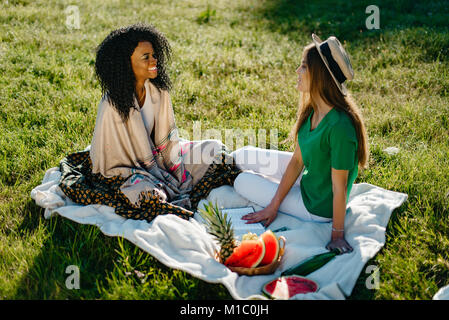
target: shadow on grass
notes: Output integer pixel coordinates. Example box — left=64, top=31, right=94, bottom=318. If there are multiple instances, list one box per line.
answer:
left=253, top=0, right=449, bottom=61
left=347, top=256, right=377, bottom=300
left=348, top=201, right=409, bottom=300
left=13, top=199, right=232, bottom=299
left=12, top=201, right=117, bottom=299
left=17, top=200, right=44, bottom=237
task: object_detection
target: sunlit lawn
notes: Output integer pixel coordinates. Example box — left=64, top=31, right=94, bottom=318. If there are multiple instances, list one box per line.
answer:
left=0, top=0, right=448, bottom=299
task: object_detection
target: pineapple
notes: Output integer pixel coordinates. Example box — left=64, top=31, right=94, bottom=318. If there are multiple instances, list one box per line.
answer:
left=198, top=201, right=237, bottom=263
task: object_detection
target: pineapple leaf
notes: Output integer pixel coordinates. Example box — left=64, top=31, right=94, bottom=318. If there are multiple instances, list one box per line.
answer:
left=198, top=201, right=235, bottom=243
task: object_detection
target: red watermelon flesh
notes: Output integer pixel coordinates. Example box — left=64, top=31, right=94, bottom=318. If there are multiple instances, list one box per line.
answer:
left=259, top=230, right=280, bottom=266
left=224, top=239, right=265, bottom=268
left=262, top=276, right=318, bottom=299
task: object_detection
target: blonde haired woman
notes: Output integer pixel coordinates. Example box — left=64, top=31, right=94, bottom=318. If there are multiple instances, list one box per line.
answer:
left=234, top=34, right=369, bottom=254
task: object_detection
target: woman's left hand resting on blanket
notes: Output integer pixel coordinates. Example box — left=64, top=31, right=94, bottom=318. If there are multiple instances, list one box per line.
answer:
left=241, top=145, right=304, bottom=227
left=325, top=168, right=353, bottom=254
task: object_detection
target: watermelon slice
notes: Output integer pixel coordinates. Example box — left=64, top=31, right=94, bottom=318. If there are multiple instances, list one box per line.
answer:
left=259, top=230, right=280, bottom=266
left=262, top=275, right=319, bottom=299
left=224, top=239, right=265, bottom=268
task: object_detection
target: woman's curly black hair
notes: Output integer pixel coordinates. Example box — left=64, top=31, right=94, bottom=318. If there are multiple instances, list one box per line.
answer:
left=94, top=23, right=172, bottom=121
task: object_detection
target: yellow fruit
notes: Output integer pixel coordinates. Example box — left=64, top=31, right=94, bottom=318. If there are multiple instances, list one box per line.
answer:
left=242, top=232, right=259, bottom=241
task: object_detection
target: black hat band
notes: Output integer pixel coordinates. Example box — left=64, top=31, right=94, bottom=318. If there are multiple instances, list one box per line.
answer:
left=320, top=42, right=347, bottom=84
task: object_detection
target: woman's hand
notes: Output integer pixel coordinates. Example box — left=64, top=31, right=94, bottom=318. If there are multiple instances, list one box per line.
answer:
left=241, top=205, right=278, bottom=227
left=330, top=169, right=352, bottom=254
left=326, top=234, right=353, bottom=254
left=240, top=145, right=304, bottom=228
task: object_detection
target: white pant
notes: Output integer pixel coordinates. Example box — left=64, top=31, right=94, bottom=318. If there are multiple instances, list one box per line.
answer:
left=231, top=146, right=332, bottom=223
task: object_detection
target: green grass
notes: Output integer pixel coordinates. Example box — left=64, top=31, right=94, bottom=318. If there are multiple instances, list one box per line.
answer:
left=0, top=0, right=448, bottom=300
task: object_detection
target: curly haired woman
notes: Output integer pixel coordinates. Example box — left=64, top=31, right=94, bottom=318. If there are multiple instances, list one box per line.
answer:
left=58, top=23, right=240, bottom=223
left=233, top=34, right=369, bottom=254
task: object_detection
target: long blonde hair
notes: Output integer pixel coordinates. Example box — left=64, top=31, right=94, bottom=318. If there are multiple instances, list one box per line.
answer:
left=288, top=43, right=369, bottom=169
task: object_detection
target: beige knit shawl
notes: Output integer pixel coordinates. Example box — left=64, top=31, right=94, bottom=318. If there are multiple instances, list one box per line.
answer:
left=90, top=79, right=195, bottom=208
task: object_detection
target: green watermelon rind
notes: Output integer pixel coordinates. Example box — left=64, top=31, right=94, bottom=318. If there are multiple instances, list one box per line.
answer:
left=262, top=275, right=319, bottom=299
left=281, top=250, right=338, bottom=277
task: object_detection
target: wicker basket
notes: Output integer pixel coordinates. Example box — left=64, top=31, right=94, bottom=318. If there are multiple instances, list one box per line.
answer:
left=217, top=236, right=286, bottom=276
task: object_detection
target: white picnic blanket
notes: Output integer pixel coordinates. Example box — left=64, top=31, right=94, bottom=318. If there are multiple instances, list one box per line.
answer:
left=31, top=166, right=408, bottom=300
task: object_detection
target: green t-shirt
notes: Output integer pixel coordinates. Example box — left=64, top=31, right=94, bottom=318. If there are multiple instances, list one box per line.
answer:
left=297, top=108, right=358, bottom=218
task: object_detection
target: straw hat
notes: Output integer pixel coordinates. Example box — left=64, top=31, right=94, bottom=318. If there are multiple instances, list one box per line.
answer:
left=312, top=33, right=354, bottom=96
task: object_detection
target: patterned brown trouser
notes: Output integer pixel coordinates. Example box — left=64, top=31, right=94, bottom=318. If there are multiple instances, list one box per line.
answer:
left=58, top=150, right=241, bottom=223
